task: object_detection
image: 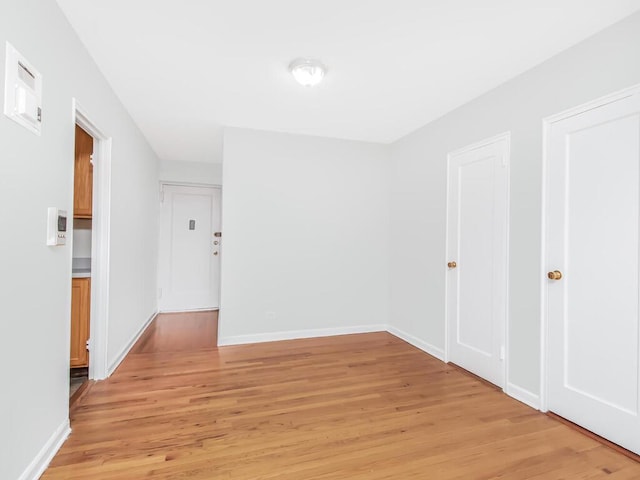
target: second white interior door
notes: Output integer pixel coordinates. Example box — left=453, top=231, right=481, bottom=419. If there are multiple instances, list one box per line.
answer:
left=158, top=184, right=221, bottom=312
left=545, top=89, right=640, bottom=454
left=446, top=134, right=510, bottom=388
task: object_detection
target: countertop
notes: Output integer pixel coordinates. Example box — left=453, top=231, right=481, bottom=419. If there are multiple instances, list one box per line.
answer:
left=72, top=268, right=91, bottom=278
left=72, top=257, right=91, bottom=278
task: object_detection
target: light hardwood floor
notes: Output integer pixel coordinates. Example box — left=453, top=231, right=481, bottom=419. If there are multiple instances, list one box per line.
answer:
left=43, top=312, right=640, bottom=479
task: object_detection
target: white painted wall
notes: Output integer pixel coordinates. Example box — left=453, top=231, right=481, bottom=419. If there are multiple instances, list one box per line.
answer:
left=389, top=11, right=640, bottom=401
left=220, top=128, right=389, bottom=344
left=0, top=1, right=159, bottom=479
left=158, top=159, right=222, bottom=186
left=107, top=134, right=159, bottom=367
left=4, top=4, right=639, bottom=478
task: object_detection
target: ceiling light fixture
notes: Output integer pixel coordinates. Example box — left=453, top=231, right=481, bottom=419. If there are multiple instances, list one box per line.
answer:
left=289, top=58, right=326, bottom=87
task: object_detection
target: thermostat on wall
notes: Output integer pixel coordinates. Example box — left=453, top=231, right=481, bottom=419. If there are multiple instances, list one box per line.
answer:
left=3, top=42, right=43, bottom=135
left=47, top=208, right=67, bottom=246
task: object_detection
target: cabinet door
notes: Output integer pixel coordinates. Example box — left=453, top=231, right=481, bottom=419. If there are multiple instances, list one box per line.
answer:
left=74, top=125, right=93, bottom=218
left=70, top=278, right=90, bottom=368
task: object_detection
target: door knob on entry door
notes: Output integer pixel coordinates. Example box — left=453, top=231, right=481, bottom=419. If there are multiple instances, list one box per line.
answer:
left=547, top=270, right=562, bottom=280
left=447, top=261, right=457, bottom=269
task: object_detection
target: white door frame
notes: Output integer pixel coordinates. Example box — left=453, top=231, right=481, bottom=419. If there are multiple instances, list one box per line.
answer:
left=444, top=131, right=511, bottom=391
left=72, top=99, right=112, bottom=381
left=158, top=181, right=222, bottom=312
left=539, top=83, right=640, bottom=412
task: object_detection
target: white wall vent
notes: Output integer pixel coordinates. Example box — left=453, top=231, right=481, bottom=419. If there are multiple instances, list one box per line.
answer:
left=3, top=42, right=42, bottom=135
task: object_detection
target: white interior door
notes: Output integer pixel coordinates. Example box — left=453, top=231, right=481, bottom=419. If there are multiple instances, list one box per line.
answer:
left=446, top=134, right=509, bottom=388
left=158, top=184, right=221, bottom=311
left=546, top=90, right=640, bottom=454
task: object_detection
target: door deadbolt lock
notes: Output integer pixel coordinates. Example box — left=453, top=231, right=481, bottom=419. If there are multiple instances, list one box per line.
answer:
left=447, top=261, right=457, bottom=269
left=214, top=240, right=219, bottom=245
left=547, top=270, right=562, bottom=280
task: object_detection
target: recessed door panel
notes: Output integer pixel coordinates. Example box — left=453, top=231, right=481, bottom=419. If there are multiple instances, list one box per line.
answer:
left=171, top=192, right=214, bottom=294
left=458, top=155, right=496, bottom=356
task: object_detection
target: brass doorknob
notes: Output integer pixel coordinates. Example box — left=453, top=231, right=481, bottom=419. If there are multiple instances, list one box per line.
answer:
left=447, top=261, right=457, bottom=269
left=547, top=270, right=562, bottom=280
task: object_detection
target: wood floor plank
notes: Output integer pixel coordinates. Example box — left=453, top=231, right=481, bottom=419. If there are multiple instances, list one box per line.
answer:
left=42, top=312, right=640, bottom=479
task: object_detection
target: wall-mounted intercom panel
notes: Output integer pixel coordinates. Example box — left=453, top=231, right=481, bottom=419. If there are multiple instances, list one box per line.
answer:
left=3, top=42, right=43, bottom=135
left=47, top=208, right=67, bottom=246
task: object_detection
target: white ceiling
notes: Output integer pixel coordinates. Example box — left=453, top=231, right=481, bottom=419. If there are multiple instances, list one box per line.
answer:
left=57, top=0, right=640, bottom=164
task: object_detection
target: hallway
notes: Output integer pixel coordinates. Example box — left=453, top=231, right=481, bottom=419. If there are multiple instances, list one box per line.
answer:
left=42, top=312, right=640, bottom=479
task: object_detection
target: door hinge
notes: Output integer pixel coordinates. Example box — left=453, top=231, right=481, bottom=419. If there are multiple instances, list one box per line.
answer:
left=86, top=339, right=91, bottom=351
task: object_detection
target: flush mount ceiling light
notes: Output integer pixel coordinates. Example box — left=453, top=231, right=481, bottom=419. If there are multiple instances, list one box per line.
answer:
left=289, top=58, right=327, bottom=87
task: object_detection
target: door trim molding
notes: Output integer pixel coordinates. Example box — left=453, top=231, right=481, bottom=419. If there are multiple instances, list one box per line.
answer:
left=72, top=99, right=112, bottom=382
left=539, top=82, right=640, bottom=412
left=444, top=131, right=511, bottom=390
left=446, top=131, right=513, bottom=158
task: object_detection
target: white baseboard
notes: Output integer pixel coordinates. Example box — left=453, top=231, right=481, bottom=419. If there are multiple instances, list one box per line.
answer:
left=386, top=325, right=445, bottom=361
left=219, top=324, right=447, bottom=361
left=158, top=307, right=219, bottom=314
left=218, top=324, right=387, bottom=346
left=108, top=311, right=157, bottom=375
left=506, top=382, right=541, bottom=410
left=18, top=419, right=70, bottom=480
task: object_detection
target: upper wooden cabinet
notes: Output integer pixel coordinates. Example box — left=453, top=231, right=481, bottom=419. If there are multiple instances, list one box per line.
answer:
left=74, top=125, right=93, bottom=218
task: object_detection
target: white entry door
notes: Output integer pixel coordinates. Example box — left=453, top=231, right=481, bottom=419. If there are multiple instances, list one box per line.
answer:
left=446, top=134, right=509, bottom=388
left=158, top=184, right=221, bottom=311
left=545, top=89, right=640, bottom=454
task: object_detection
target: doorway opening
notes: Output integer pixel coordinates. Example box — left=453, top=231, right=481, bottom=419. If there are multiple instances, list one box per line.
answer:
left=69, top=100, right=112, bottom=402
left=69, top=123, right=93, bottom=405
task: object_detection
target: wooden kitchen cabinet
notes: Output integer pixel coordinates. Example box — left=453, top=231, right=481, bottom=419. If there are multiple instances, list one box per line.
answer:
left=74, top=125, right=93, bottom=218
left=70, top=278, right=90, bottom=368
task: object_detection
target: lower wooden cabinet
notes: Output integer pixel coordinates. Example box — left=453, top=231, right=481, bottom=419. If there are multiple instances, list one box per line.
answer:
left=70, top=278, right=90, bottom=368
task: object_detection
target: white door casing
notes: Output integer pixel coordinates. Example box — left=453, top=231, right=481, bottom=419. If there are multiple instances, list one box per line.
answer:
left=446, top=133, right=510, bottom=388
left=544, top=87, right=640, bottom=454
left=158, top=184, right=221, bottom=312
